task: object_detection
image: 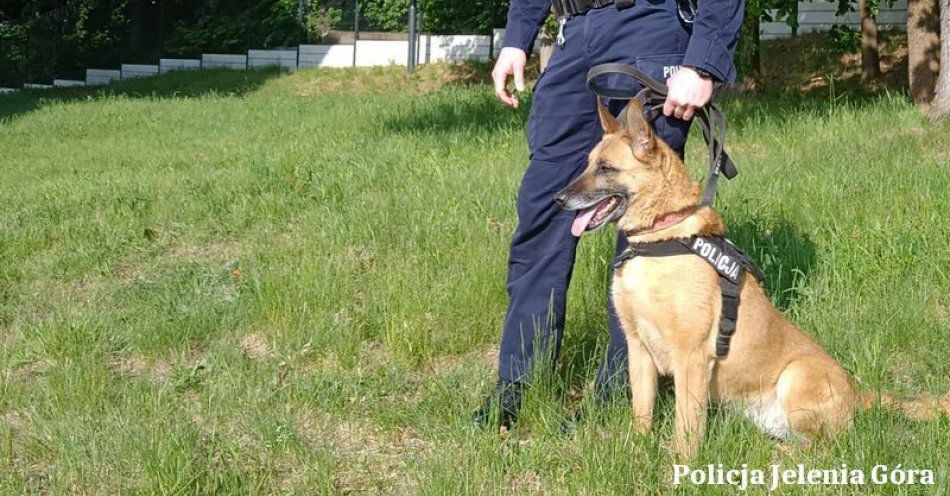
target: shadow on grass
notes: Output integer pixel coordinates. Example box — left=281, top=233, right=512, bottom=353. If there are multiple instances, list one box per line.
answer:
left=379, top=60, right=537, bottom=135
left=728, top=217, right=817, bottom=311
left=381, top=92, right=531, bottom=135
left=0, top=67, right=283, bottom=122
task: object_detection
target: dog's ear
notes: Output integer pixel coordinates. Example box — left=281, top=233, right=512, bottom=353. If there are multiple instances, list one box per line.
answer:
left=597, top=97, right=621, bottom=134
left=623, top=99, right=654, bottom=152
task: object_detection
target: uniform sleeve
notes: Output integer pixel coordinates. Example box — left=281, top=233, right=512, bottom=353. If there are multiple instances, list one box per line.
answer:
left=681, top=0, right=745, bottom=83
left=501, top=0, right=553, bottom=54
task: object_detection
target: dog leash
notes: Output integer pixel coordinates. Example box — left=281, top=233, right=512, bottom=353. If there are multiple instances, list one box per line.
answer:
left=586, top=63, right=738, bottom=206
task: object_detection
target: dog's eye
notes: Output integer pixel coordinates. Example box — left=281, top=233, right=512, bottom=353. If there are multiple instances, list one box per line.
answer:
left=597, top=161, right=616, bottom=174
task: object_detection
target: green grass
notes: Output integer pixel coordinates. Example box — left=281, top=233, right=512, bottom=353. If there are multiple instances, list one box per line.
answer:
left=1, top=58, right=948, bottom=494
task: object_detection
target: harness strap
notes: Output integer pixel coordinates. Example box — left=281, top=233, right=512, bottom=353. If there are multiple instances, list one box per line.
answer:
left=716, top=277, right=739, bottom=356
left=586, top=63, right=738, bottom=206
left=613, top=236, right=763, bottom=357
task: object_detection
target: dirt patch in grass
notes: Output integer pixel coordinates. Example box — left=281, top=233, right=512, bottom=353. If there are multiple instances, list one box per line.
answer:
left=507, top=470, right=548, bottom=494
left=4, top=410, right=29, bottom=431
left=109, top=356, right=148, bottom=377
left=240, top=333, right=272, bottom=360
left=169, top=240, right=242, bottom=263
left=297, top=410, right=431, bottom=493
left=11, top=359, right=54, bottom=381
left=109, top=354, right=175, bottom=385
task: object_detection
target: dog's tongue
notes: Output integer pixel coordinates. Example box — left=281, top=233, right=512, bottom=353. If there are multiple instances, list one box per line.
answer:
left=571, top=206, right=599, bottom=237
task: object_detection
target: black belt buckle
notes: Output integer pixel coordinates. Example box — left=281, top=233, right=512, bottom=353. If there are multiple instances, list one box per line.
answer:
left=676, top=0, right=697, bottom=24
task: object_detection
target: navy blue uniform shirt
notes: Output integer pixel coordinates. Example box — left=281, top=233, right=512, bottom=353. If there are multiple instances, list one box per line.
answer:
left=501, top=0, right=744, bottom=82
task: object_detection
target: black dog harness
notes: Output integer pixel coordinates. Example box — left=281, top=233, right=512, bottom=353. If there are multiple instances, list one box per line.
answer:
left=613, top=236, right=764, bottom=357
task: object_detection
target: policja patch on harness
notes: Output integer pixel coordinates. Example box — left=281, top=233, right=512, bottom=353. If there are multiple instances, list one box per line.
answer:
left=691, top=237, right=741, bottom=283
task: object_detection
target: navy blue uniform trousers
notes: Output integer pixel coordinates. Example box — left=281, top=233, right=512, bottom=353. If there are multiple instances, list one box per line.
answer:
left=498, top=3, right=693, bottom=386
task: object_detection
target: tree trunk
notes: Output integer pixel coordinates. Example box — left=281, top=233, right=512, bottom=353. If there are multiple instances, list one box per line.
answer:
left=736, top=10, right=761, bottom=85
left=860, top=0, right=881, bottom=79
left=907, top=0, right=941, bottom=107
left=932, top=0, right=950, bottom=116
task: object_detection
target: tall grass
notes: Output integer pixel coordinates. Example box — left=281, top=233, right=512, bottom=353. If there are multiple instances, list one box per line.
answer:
left=0, top=64, right=947, bottom=494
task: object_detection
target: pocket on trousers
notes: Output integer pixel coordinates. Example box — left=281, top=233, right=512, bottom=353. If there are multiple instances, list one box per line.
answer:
left=634, top=53, right=687, bottom=86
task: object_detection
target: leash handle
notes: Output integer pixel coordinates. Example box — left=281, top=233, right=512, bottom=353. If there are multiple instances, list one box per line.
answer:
left=585, top=63, right=739, bottom=205
left=586, top=63, right=668, bottom=98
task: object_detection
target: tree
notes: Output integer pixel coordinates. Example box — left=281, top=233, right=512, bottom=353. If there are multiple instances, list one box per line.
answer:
left=907, top=0, right=941, bottom=107
left=858, top=0, right=881, bottom=78
left=932, top=0, right=950, bottom=116
left=736, top=0, right=797, bottom=80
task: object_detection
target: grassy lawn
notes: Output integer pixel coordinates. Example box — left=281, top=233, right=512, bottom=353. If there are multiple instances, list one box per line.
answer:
left=1, top=39, right=948, bottom=494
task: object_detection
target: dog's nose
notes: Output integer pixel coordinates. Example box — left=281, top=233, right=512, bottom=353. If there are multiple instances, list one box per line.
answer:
left=554, top=192, right=567, bottom=207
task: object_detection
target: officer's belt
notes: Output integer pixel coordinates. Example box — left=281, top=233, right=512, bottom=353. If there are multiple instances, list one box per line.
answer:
left=587, top=63, right=738, bottom=206
left=612, top=236, right=764, bottom=357
left=552, top=0, right=622, bottom=17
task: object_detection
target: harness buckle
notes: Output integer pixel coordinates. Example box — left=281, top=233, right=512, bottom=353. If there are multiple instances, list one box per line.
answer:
left=676, top=0, right=697, bottom=24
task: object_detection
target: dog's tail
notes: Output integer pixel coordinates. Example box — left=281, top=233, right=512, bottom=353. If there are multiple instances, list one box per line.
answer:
left=859, top=392, right=950, bottom=420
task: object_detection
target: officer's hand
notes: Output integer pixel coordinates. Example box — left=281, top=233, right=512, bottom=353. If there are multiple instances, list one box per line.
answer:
left=492, top=47, right=527, bottom=109
left=663, top=67, right=713, bottom=121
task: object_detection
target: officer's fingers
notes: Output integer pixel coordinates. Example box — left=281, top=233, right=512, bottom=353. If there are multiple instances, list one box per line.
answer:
left=663, top=98, right=676, bottom=117
left=497, top=89, right=518, bottom=108
left=496, top=87, right=518, bottom=108
left=673, top=103, right=687, bottom=120
left=513, top=64, right=526, bottom=92
left=682, top=105, right=696, bottom=121
left=492, top=67, right=507, bottom=94
left=492, top=69, right=515, bottom=107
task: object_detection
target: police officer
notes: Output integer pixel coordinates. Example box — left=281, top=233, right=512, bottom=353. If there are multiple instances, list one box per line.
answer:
left=474, top=0, right=744, bottom=427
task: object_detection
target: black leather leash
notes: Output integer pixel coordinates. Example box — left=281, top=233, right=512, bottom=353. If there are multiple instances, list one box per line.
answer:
left=586, top=63, right=738, bottom=206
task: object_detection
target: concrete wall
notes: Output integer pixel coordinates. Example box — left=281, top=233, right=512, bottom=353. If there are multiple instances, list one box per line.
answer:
left=122, top=64, right=159, bottom=79
left=299, top=44, right=355, bottom=68
left=53, top=79, right=85, bottom=87
left=420, top=35, right=492, bottom=63
left=248, top=49, right=298, bottom=70
left=353, top=40, right=411, bottom=66
left=761, top=0, right=907, bottom=39
left=86, top=69, right=121, bottom=86
left=201, top=54, right=247, bottom=70
left=159, top=59, right=200, bottom=73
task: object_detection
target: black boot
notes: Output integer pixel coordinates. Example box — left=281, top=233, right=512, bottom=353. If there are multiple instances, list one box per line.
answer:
left=472, top=380, right=524, bottom=430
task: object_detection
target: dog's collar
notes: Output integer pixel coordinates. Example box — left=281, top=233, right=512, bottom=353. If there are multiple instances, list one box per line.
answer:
left=624, top=207, right=696, bottom=237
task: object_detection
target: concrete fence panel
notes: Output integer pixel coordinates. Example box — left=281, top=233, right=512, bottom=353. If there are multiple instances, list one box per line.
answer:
left=122, top=64, right=159, bottom=79
left=53, top=79, right=86, bottom=87
left=493, top=29, right=506, bottom=57
left=86, top=69, right=121, bottom=86
left=201, top=54, right=247, bottom=70
left=421, top=35, right=491, bottom=63
left=248, top=49, right=298, bottom=70
left=159, top=59, right=201, bottom=73
left=298, top=44, right=355, bottom=68
left=354, top=40, right=409, bottom=66
left=0, top=87, right=18, bottom=94
left=24, top=83, right=54, bottom=89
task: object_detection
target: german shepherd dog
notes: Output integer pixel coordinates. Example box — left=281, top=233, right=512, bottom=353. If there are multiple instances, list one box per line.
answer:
left=555, top=99, right=948, bottom=460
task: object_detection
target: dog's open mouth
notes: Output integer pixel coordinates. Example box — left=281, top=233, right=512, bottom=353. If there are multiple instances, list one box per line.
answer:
left=571, top=196, right=625, bottom=237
